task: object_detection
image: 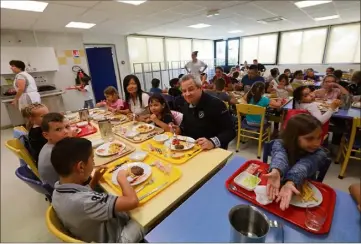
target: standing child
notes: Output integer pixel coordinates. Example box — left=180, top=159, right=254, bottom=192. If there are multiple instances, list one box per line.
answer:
left=269, top=74, right=293, bottom=98
left=51, top=137, right=144, bottom=242
left=293, top=86, right=341, bottom=124
left=96, top=86, right=129, bottom=114
left=147, top=93, right=183, bottom=131
left=77, top=77, right=94, bottom=109
left=21, top=103, right=49, bottom=163
left=265, top=114, right=329, bottom=210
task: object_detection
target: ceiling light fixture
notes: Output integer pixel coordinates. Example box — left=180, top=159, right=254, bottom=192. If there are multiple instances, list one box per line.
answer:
left=0, top=0, right=48, bottom=12
left=206, top=9, right=220, bottom=17
left=117, top=1, right=147, bottom=5
left=294, top=1, right=332, bottom=9
left=65, top=22, right=96, bottom=29
left=228, top=30, right=243, bottom=34
left=188, top=23, right=211, bottom=29
left=314, top=15, right=340, bottom=21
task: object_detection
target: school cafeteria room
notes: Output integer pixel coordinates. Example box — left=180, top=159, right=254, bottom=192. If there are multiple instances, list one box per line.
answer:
left=0, top=0, right=360, bottom=242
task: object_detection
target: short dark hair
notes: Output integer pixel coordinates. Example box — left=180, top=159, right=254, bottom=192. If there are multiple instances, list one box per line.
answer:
left=232, top=71, right=239, bottom=79
left=327, top=67, right=335, bottom=72
left=284, top=69, right=291, bottom=73
left=333, top=70, right=343, bottom=79
left=253, top=59, right=258, bottom=62
left=169, top=78, right=179, bottom=88
left=270, top=68, right=278, bottom=77
left=307, top=68, right=314, bottom=72
left=249, top=64, right=258, bottom=71
left=178, top=74, right=184, bottom=79
left=215, top=66, right=224, bottom=72
left=9, top=60, right=25, bottom=71
left=81, top=76, right=91, bottom=85
left=51, top=137, right=92, bottom=177
left=215, top=78, right=226, bottom=91
left=151, top=78, right=160, bottom=88
left=41, top=112, right=65, bottom=132
left=278, top=74, right=289, bottom=85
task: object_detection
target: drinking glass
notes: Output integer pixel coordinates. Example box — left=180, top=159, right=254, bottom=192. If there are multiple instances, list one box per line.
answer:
left=305, top=205, right=327, bottom=231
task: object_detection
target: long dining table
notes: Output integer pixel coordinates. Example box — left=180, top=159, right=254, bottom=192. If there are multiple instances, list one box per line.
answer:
left=145, top=155, right=361, bottom=243
left=83, top=119, right=233, bottom=232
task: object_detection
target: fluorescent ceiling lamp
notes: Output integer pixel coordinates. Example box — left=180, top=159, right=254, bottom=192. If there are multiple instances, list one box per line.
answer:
left=117, top=1, right=147, bottom=5
left=228, top=30, right=243, bottom=33
left=314, top=15, right=339, bottom=21
left=0, top=0, right=48, bottom=12
left=65, top=22, right=96, bottom=29
left=294, top=1, right=332, bottom=8
left=188, top=23, right=211, bottom=29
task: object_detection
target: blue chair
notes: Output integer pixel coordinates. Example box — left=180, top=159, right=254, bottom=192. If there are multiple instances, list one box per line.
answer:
left=15, top=165, right=53, bottom=202
left=262, top=140, right=331, bottom=182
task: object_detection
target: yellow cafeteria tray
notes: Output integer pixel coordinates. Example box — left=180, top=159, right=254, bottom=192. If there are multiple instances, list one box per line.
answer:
left=140, top=132, right=202, bottom=165
left=102, top=154, right=182, bottom=205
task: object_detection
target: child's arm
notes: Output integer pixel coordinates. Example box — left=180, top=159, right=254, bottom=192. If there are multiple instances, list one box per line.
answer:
left=150, top=114, right=171, bottom=132
left=349, top=183, right=361, bottom=211
left=89, top=167, right=106, bottom=190
left=305, top=102, right=338, bottom=124
left=269, top=140, right=290, bottom=177
left=114, top=170, right=139, bottom=211
left=284, top=149, right=328, bottom=188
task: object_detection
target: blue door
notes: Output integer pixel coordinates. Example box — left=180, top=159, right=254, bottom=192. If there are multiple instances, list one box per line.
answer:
left=86, top=47, right=118, bottom=102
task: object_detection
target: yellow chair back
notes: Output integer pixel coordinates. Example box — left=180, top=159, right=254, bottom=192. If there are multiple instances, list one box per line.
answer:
left=13, top=126, right=28, bottom=133
left=223, top=101, right=230, bottom=109
left=5, top=139, right=39, bottom=178
left=236, top=103, right=267, bottom=117
left=46, top=206, right=83, bottom=243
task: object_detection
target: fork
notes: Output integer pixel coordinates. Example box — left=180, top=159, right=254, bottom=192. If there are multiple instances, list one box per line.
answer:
left=136, top=177, right=155, bottom=193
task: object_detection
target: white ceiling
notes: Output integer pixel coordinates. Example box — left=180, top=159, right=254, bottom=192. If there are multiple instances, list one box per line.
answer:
left=1, top=0, right=360, bottom=39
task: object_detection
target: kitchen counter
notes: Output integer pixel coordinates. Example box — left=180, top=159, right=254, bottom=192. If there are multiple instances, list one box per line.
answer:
left=1, top=90, right=64, bottom=103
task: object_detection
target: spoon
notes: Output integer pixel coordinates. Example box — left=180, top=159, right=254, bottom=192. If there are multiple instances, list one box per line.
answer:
left=136, top=177, right=155, bottom=193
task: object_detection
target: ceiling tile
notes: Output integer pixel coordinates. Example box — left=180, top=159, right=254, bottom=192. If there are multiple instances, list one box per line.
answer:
left=51, top=1, right=100, bottom=8
left=0, top=9, right=40, bottom=30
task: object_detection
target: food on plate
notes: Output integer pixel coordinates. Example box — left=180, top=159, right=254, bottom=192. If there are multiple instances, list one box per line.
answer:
left=174, top=144, right=184, bottom=150
left=130, top=166, right=144, bottom=177
left=136, top=124, right=153, bottom=133
left=299, top=183, right=318, bottom=203
left=245, top=163, right=260, bottom=174
left=108, top=143, right=123, bottom=154
left=241, top=175, right=260, bottom=189
left=97, top=148, right=106, bottom=153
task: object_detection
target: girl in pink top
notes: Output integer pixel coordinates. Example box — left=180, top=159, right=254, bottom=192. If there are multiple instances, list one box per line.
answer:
left=96, top=86, right=129, bottom=114
left=315, top=74, right=349, bottom=100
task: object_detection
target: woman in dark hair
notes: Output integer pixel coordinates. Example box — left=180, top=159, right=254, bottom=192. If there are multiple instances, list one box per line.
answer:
left=9, top=60, right=41, bottom=109
left=123, top=75, right=150, bottom=120
left=264, top=113, right=328, bottom=211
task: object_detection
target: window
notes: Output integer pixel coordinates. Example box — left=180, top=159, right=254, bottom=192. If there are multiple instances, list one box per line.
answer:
left=241, top=34, right=278, bottom=64
left=326, top=23, right=361, bottom=63
left=279, top=27, right=328, bottom=64
left=165, top=38, right=192, bottom=62
left=193, top=39, right=214, bottom=60
left=228, top=39, right=239, bottom=66
left=127, top=36, right=164, bottom=72
left=215, top=40, right=226, bottom=66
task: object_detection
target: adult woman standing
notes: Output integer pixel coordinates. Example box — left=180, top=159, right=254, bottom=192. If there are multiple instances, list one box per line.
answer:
left=123, top=75, right=150, bottom=119
left=9, top=60, right=41, bottom=109
left=184, top=51, right=208, bottom=80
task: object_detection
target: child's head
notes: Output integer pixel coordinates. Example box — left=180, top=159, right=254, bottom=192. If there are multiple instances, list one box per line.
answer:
left=21, top=103, right=49, bottom=129
left=104, top=86, right=119, bottom=103
left=51, top=137, right=93, bottom=184
left=322, top=74, right=337, bottom=90
left=270, top=68, right=278, bottom=78
left=200, top=72, right=208, bottom=82
left=41, top=113, right=71, bottom=144
left=232, top=71, right=240, bottom=79
left=284, top=68, right=291, bottom=77
left=278, top=74, right=289, bottom=86
left=81, top=76, right=91, bottom=86
left=293, top=70, right=303, bottom=80
left=148, top=93, right=172, bottom=119
left=214, top=78, right=226, bottom=91
left=333, top=70, right=343, bottom=80
left=306, top=68, right=315, bottom=77
left=293, top=86, right=315, bottom=107
left=246, top=81, right=265, bottom=104
left=281, top=113, right=322, bottom=165
left=169, top=78, right=180, bottom=88
left=151, top=78, right=161, bottom=89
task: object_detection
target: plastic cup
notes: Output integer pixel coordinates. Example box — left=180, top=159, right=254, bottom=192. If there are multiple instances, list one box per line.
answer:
left=305, top=205, right=327, bottom=231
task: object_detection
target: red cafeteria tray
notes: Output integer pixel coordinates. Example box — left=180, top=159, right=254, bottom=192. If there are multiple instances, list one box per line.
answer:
left=225, top=160, right=336, bottom=234
left=75, top=123, right=97, bottom=138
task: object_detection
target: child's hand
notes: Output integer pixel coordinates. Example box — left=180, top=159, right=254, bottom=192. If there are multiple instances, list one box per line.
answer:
left=116, top=169, right=129, bottom=184
left=150, top=114, right=158, bottom=122
left=276, top=181, right=300, bottom=211
left=93, top=167, right=107, bottom=183
left=331, top=99, right=341, bottom=110
left=264, top=169, right=281, bottom=201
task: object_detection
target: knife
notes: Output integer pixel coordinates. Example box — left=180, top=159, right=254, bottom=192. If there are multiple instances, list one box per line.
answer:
left=108, top=160, right=129, bottom=173
left=138, top=182, right=168, bottom=201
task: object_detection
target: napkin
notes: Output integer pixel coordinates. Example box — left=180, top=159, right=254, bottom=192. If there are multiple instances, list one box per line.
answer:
left=254, top=185, right=273, bottom=205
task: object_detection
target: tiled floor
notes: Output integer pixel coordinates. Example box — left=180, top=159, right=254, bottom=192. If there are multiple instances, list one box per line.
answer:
left=1, top=128, right=359, bottom=242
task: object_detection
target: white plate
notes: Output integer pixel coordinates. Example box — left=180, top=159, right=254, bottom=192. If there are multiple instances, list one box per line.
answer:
left=290, top=182, right=323, bottom=208
left=90, top=138, right=104, bottom=148
left=125, top=131, right=140, bottom=138
left=352, top=102, right=361, bottom=108
left=95, top=141, right=126, bottom=157
left=111, top=162, right=151, bottom=186
left=153, top=134, right=169, bottom=143
left=129, top=151, right=148, bottom=161
left=132, top=124, right=155, bottom=134
left=164, top=136, right=195, bottom=151
left=76, top=121, right=88, bottom=127
left=233, top=171, right=261, bottom=191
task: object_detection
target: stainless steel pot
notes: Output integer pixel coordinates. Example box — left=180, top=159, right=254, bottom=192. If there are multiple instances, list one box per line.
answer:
left=229, top=205, right=283, bottom=243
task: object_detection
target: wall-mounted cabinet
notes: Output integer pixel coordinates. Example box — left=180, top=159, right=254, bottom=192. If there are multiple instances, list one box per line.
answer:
left=1, top=47, right=59, bottom=74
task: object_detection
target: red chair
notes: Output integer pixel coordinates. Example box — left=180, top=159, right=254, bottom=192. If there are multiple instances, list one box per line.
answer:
left=283, top=109, right=329, bottom=140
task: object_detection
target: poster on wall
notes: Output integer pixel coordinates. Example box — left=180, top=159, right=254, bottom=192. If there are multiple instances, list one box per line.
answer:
left=72, top=50, right=80, bottom=58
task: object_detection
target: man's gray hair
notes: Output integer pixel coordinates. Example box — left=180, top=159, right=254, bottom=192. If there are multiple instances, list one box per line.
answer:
left=180, top=74, right=202, bottom=87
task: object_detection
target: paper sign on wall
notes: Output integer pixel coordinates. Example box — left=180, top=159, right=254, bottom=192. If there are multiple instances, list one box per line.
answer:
left=72, top=50, right=80, bottom=58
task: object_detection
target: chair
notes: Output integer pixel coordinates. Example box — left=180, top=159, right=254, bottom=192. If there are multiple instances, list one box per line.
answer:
left=13, top=128, right=28, bottom=167
left=235, top=104, right=271, bottom=159
left=15, top=165, right=53, bottom=202
left=14, top=126, right=28, bottom=133
left=223, top=101, right=230, bottom=109
left=46, top=206, right=83, bottom=243
left=262, top=140, right=275, bottom=163
left=5, top=138, right=40, bottom=178
left=336, top=117, right=361, bottom=179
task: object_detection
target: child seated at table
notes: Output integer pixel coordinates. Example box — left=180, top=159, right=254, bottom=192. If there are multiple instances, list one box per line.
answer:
left=38, top=113, right=73, bottom=187
left=244, top=82, right=282, bottom=127
left=150, top=78, right=165, bottom=94
left=168, top=78, right=182, bottom=97
left=293, top=86, right=341, bottom=124
left=206, top=78, right=237, bottom=105
left=96, top=86, right=129, bottom=114
left=268, top=74, right=293, bottom=98
left=349, top=183, right=361, bottom=212
left=265, top=114, right=329, bottom=211
left=147, top=93, right=183, bottom=131
left=314, top=74, right=349, bottom=100
left=51, top=137, right=144, bottom=243
left=21, top=103, right=49, bottom=163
